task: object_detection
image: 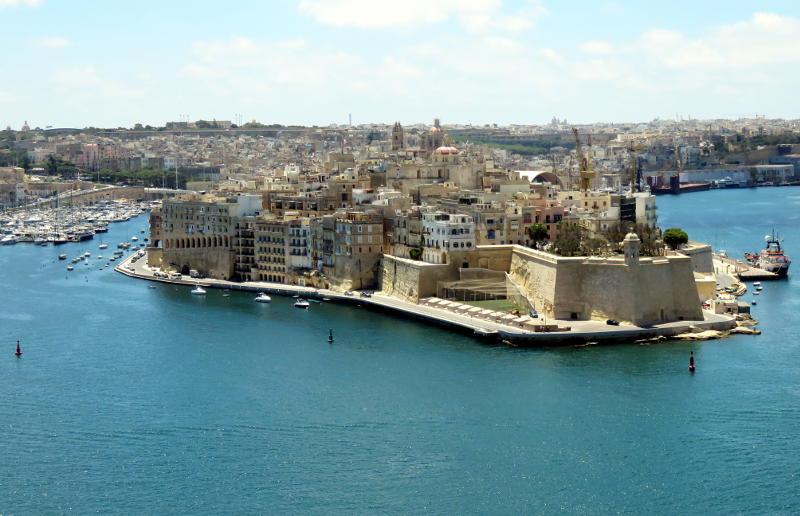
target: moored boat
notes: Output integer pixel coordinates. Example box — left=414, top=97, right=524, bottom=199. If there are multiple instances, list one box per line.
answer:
left=744, top=230, right=791, bottom=277
left=254, top=292, right=272, bottom=303
left=191, top=285, right=207, bottom=295
left=294, top=298, right=310, bottom=308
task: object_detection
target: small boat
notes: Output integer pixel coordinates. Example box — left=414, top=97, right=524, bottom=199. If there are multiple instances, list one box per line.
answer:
left=756, top=286, right=763, bottom=291
left=58, top=254, right=67, bottom=260
left=99, top=244, right=108, bottom=250
left=222, top=293, right=230, bottom=297
left=66, top=265, right=74, bottom=271
left=131, top=236, right=138, bottom=241
left=83, top=252, right=91, bottom=257
left=752, top=301, right=757, bottom=305
left=98, top=256, right=103, bottom=259
left=294, top=298, right=310, bottom=308
left=254, top=293, right=272, bottom=303
left=753, top=291, right=760, bottom=296
left=148, top=285, right=157, bottom=289
left=191, top=286, right=207, bottom=295
left=753, top=282, right=761, bottom=287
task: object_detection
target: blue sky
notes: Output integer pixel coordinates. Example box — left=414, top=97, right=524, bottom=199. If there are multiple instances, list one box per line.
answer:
left=1, top=0, right=799, bottom=128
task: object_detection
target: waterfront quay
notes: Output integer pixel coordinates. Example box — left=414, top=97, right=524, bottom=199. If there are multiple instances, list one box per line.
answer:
left=713, top=252, right=780, bottom=281
left=117, top=250, right=736, bottom=346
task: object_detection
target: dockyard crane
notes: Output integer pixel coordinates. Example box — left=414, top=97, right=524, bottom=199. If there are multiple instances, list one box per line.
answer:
left=572, top=127, right=595, bottom=192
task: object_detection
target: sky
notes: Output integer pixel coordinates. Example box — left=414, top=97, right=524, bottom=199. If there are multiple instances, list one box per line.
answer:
left=1, top=0, right=799, bottom=128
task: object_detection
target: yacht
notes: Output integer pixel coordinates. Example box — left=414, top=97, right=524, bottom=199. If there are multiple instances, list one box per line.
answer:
left=66, top=265, right=74, bottom=271
left=99, top=243, right=108, bottom=250
left=254, top=293, right=272, bottom=303
left=294, top=298, right=310, bottom=308
left=191, top=285, right=207, bottom=295
left=58, top=254, right=67, bottom=260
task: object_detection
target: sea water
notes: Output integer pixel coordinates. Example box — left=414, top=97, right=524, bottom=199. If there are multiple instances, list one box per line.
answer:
left=0, top=188, right=798, bottom=514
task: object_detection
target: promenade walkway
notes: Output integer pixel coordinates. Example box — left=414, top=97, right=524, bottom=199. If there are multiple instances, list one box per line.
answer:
left=116, top=251, right=737, bottom=346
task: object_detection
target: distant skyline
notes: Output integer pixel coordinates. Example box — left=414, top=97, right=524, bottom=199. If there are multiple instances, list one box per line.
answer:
left=2, top=0, right=800, bottom=129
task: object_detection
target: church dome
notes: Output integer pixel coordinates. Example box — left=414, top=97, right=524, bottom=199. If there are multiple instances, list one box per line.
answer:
left=429, top=126, right=442, bottom=133
left=433, top=146, right=458, bottom=155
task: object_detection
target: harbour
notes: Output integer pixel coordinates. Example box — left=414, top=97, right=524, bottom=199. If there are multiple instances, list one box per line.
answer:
left=1, top=187, right=799, bottom=513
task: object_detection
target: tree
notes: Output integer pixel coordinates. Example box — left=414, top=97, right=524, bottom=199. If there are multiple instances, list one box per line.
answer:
left=552, top=224, right=584, bottom=256
left=663, top=227, right=688, bottom=250
left=526, top=223, right=549, bottom=248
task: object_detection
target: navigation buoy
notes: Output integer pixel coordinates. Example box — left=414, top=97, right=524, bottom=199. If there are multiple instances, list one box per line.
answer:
left=14, top=340, right=22, bottom=357
left=689, top=351, right=695, bottom=373
left=328, top=329, right=334, bottom=343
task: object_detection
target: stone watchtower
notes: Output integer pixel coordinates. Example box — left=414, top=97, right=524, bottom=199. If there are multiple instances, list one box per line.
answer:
left=391, top=121, right=404, bottom=151
left=622, top=232, right=641, bottom=267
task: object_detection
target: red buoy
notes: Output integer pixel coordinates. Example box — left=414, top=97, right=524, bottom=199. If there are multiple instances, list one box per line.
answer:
left=689, top=351, right=695, bottom=373
left=14, top=340, right=22, bottom=357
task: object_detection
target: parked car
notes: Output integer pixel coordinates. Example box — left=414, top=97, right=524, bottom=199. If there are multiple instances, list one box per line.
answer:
left=606, top=319, right=620, bottom=326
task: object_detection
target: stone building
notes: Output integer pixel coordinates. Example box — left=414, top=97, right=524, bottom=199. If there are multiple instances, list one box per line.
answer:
left=391, top=122, right=404, bottom=151
left=149, top=193, right=261, bottom=279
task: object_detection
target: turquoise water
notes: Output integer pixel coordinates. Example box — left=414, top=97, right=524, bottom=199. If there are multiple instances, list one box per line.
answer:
left=1, top=188, right=799, bottom=514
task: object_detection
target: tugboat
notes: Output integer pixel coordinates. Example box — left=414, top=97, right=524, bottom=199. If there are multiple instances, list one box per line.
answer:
left=745, top=230, right=791, bottom=277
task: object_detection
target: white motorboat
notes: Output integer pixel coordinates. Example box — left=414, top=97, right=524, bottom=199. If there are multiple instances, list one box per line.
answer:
left=66, top=265, right=74, bottom=271
left=99, top=244, right=108, bottom=249
left=191, top=285, right=207, bottom=295
left=58, top=254, right=67, bottom=260
left=294, top=298, right=310, bottom=308
left=254, top=293, right=272, bottom=303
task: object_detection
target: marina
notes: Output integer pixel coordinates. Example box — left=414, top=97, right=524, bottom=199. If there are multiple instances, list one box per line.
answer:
left=0, top=199, right=156, bottom=246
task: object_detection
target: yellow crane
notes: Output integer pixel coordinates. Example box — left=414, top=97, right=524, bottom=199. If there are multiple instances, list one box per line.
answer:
left=573, top=127, right=595, bottom=192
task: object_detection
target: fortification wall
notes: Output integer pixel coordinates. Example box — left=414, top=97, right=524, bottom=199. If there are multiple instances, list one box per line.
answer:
left=451, top=245, right=514, bottom=271
left=379, top=255, right=456, bottom=302
left=509, top=246, right=703, bottom=325
left=162, top=248, right=235, bottom=280
left=678, top=242, right=714, bottom=273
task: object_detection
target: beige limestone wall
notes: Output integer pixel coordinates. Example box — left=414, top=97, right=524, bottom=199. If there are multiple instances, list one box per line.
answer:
left=162, top=248, right=235, bottom=280
left=379, top=255, right=456, bottom=303
left=509, top=246, right=703, bottom=325
left=678, top=242, right=714, bottom=273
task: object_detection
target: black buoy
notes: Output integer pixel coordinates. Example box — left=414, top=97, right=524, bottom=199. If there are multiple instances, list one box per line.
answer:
left=14, top=340, right=22, bottom=357
left=689, top=351, right=695, bottom=373
left=328, top=329, right=334, bottom=343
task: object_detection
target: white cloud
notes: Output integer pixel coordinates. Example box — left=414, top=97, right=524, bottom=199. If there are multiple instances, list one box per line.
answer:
left=297, top=0, right=496, bottom=29
left=579, top=40, right=614, bottom=55
left=0, top=0, right=41, bottom=6
left=34, top=36, right=71, bottom=48
left=50, top=66, right=145, bottom=99
left=297, top=0, right=545, bottom=32
left=639, top=12, right=800, bottom=70
left=484, top=36, right=522, bottom=53
left=538, top=47, right=564, bottom=65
